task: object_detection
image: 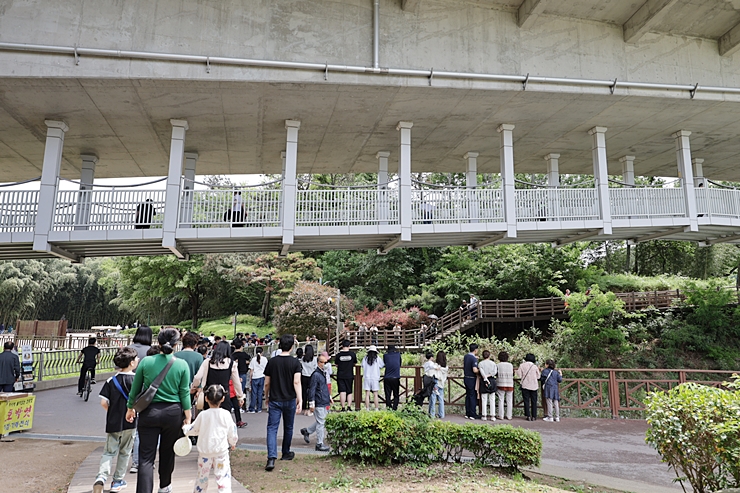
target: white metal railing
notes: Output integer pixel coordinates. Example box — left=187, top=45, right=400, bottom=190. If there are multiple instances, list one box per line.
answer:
left=610, top=187, right=686, bottom=219
left=296, top=188, right=399, bottom=226
left=695, top=187, right=740, bottom=218
left=516, top=188, right=599, bottom=222
left=53, top=189, right=166, bottom=231
left=180, top=188, right=281, bottom=227
left=0, top=190, right=39, bottom=232
left=412, top=188, right=504, bottom=224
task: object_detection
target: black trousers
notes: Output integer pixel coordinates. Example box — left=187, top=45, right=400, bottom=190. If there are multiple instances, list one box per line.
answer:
left=301, top=375, right=311, bottom=410
left=384, top=377, right=400, bottom=410
left=78, top=363, right=96, bottom=392
left=522, top=388, right=538, bottom=418
left=136, top=402, right=183, bottom=493
left=464, top=377, right=478, bottom=418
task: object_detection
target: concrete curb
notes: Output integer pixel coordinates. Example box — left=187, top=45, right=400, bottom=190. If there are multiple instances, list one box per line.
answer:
left=526, top=463, right=680, bottom=493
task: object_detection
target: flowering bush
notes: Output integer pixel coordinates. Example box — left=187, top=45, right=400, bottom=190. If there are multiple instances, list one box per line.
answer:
left=273, top=281, right=354, bottom=340
left=645, top=377, right=740, bottom=492
left=353, top=305, right=429, bottom=330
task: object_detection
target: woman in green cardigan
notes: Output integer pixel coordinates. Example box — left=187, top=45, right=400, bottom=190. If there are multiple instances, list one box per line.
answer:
left=125, top=328, right=191, bottom=493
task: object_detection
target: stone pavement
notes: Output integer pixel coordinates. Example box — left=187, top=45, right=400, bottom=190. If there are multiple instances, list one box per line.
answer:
left=26, top=386, right=680, bottom=493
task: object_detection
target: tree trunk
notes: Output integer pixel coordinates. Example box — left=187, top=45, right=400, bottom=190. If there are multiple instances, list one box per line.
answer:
left=261, top=290, right=272, bottom=322
left=625, top=242, right=631, bottom=273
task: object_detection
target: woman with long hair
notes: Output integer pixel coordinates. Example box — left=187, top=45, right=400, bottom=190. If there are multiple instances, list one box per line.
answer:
left=192, top=341, right=244, bottom=413
left=361, top=345, right=384, bottom=411
left=125, top=329, right=191, bottom=493
left=429, top=351, right=448, bottom=419
left=300, top=344, right=317, bottom=414
left=130, top=325, right=153, bottom=363
left=248, top=347, right=267, bottom=413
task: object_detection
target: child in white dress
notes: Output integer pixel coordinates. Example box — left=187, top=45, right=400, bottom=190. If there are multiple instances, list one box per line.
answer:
left=183, top=384, right=239, bottom=493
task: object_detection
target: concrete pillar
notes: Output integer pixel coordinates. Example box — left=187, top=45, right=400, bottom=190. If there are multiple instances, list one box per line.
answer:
left=620, top=155, right=635, bottom=186
left=74, top=154, right=97, bottom=231
left=180, top=152, right=198, bottom=228
left=281, top=121, right=300, bottom=255
left=464, top=152, right=479, bottom=223
left=376, top=151, right=390, bottom=225
left=397, top=122, right=413, bottom=241
left=33, top=120, right=68, bottom=253
left=673, top=130, right=698, bottom=231
left=162, top=119, right=188, bottom=257
left=497, top=124, right=517, bottom=238
left=588, top=126, right=612, bottom=235
left=545, top=153, right=560, bottom=188
left=278, top=151, right=287, bottom=225
left=692, top=158, right=706, bottom=187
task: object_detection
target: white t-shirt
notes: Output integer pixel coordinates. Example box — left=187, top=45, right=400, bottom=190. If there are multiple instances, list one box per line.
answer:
left=324, top=362, right=333, bottom=384
left=361, top=356, right=385, bottom=382
left=478, top=359, right=498, bottom=379
left=183, top=407, right=238, bottom=457
left=249, top=354, right=268, bottom=379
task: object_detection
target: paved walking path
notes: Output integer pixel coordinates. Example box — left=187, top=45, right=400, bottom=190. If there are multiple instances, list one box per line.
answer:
left=24, top=386, right=680, bottom=493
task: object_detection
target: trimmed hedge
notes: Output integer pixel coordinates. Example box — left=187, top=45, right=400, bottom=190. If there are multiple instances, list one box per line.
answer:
left=325, top=406, right=541, bottom=469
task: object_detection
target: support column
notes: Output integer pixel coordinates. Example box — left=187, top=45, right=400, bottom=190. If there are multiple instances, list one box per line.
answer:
left=397, top=122, right=413, bottom=242
left=281, top=120, right=300, bottom=256
left=376, top=151, right=390, bottom=225
left=179, top=152, right=198, bottom=228
left=497, top=124, right=517, bottom=238
left=74, top=154, right=97, bottom=231
left=673, top=130, right=698, bottom=231
left=34, top=121, right=75, bottom=259
left=588, top=126, right=612, bottom=235
left=693, top=158, right=705, bottom=187
left=545, top=153, right=560, bottom=187
left=278, top=151, right=287, bottom=225
left=620, top=155, right=635, bottom=186
left=464, top=152, right=479, bottom=223
left=162, top=119, right=188, bottom=258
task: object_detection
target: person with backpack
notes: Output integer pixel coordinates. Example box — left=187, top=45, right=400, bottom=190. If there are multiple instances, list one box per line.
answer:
left=93, top=347, right=138, bottom=493
left=478, top=350, right=497, bottom=421
left=541, top=359, right=563, bottom=422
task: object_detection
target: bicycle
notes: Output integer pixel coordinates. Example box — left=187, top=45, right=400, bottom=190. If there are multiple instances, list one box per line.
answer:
left=80, top=367, right=94, bottom=402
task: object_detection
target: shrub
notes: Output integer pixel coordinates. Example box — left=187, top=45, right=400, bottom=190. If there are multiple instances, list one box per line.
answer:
left=326, top=407, right=541, bottom=470
left=645, top=379, right=740, bottom=492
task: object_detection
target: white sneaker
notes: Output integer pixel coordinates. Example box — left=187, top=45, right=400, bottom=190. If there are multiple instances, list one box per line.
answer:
left=555, top=417, right=560, bottom=422
left=490, top=416, right=496, bottom=421
left=157, top=485, right=172, bottom=493
left=481, top=416, right=487, bottom=421
left=543, top=417, right=554, bottom=422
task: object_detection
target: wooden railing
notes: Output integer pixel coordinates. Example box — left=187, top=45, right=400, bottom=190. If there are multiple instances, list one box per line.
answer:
left=335, top=366, right=737, bottom=418
left=429, top=289, right=707, bottom=342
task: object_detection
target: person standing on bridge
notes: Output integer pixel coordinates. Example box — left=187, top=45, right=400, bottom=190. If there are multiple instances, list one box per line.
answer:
left=463, top=343, right=480, bottom=420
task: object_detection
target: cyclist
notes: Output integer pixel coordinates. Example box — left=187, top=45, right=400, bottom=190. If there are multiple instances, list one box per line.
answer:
left=77, top=337, right=101, bottom=396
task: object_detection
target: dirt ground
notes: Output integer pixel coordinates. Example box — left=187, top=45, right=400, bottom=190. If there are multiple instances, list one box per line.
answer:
left=231, top=451, right=625, bottom=493
left=0, top=438, right=98, bottom=493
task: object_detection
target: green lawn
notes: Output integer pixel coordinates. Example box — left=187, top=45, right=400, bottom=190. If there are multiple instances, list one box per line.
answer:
left=183, top=314, right=275, bottom=339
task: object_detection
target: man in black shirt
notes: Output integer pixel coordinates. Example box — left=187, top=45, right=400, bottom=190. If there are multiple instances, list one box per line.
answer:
left=263, top=334, right=302, bottom=471
left=77, top=337, right=101, bottom=395
left=333, top=340, right=357, bottom=411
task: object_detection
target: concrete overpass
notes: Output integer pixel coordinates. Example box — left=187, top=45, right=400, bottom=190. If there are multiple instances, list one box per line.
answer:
left=2, top=0, right=740, bottom=259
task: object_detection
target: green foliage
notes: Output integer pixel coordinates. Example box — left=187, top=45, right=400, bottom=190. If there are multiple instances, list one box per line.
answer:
left=584, top=273, right=730, bottom=293
left=645, top=379, right=740, bottom=492
left=550, top=286, right=641, bottom=367
left=273, top=281, right=353, bottom=340
left=326, top=406, right=541, bottom=469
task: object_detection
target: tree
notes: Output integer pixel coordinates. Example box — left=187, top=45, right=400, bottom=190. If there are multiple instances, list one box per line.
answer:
left=115, top=255, right=207, bottom=330
left=228, top=252, right=320, bottom=322
left=273, top=281, right=353, bottom=340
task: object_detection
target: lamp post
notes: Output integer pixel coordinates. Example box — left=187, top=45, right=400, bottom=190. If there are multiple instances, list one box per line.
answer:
left=323, top=280, right=341, bottom=354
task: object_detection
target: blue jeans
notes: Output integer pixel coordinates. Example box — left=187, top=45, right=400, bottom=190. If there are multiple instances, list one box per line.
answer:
left=266, top=399, right=297, bottom=459
left=239, top=373, right=247, bottom=393
left=250, top=377, right=264, bottom=412
left=429, top=385, right=445, bottom=418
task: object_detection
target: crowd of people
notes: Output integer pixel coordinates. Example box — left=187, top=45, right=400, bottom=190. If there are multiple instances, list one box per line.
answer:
left=71, top=325, right=563, bottom=492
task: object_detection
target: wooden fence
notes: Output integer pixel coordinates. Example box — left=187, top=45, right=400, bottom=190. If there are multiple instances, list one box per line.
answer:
left=337, top=366, right=737, bottom=418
